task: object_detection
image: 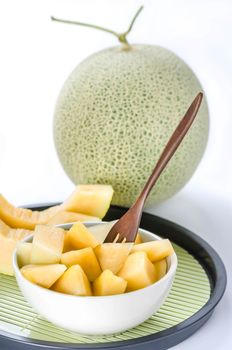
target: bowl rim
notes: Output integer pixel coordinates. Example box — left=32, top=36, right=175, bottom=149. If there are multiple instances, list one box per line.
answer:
left=13, top=222, right=177, bottom=300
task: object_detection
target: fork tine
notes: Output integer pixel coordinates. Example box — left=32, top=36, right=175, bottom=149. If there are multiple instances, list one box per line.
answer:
left=113, top=233, right=120, bottom=243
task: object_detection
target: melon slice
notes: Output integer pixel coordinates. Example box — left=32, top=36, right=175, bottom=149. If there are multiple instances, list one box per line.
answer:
left=0, top=219, right=32, bottom=240
left=0, top=219, right=10, bottom=236
left=0, top=221, right=32, bottom=275
left=93, top=270, right=127, bottom=296
left=21, top=264, right=67, bottom=288
left=154, top=259, right=167, bottom=281
left=65, top=222, right=99, bottom=251
left=118, top=251, right=157, bottom=292
left=0, top=194, right=60, bottom=229
left=94, top=243, right=133, bottom=274
left=17, top=242, right=33, bottom=267
left=61, top=185, right=114, bottom=219
left=0, top=235, right=17, bottom=275
left=47, top=211, right=101, bottom=226
left=52, top=265, right=92, bottom=296
left=61, top=247, right=101, bottom=281
left=131, top=239, right=174, bottom=262
left=30, top=225, right=65, bottom=264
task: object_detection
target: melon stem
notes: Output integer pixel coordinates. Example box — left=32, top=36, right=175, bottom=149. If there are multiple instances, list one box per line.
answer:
left=51, top=5, right=144, bottom=46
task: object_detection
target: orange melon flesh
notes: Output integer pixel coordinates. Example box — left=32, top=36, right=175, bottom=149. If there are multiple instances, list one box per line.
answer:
left=135, top=233, right=143, bottom=244
left=61, top=247, right=101, bottom=281
left=47, top=211, right=101, bottom=226
left=0, top=219, right=10, bottom=236
left=131, top=239, right=174, bottom=262
left=21, top=264, right=67, bottom=288
left=154, top=259, right=167, bottom=281
left=17, top=242, right=33, bottom=267
left=52, top=265, right=92, bottom=296
left=0, top=194, right=60, bottom=229
left=118, top=251, right=157, bottom=292
left=94, top=243, right=133, bottom=274
left=31, top=225, right=65, bottom=264
left=0, top=235, right=17, bottom=275
left=65, top=222, right=99, bottom=250
left=88, top=221, right=116, bottom=243
left=61, top=185, right=114, bottom=219
left=0, top=221, right=32, bottom=275
left=93, top=270, right=127, bottom=296
left=0, top=219, right=32, bottom=240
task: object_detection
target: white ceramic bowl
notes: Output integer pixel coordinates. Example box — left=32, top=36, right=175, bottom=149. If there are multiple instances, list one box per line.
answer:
left=13, top=222, right=177, bottom=335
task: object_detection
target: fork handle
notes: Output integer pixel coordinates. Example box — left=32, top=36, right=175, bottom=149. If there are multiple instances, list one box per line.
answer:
left=134, top=92, right=203, bottom=209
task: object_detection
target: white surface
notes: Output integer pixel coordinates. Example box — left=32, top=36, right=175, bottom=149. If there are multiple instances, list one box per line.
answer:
left=0, top=0, right=231, bottom=347
left=14, top=227, right=177, bottom=335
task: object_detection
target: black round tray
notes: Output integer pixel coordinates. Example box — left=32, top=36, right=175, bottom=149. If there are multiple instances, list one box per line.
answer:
left=0, top=204, right=227, bottom=350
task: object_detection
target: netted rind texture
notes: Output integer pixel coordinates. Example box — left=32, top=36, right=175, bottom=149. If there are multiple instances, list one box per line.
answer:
left=54, top=45, right=209, bottom=207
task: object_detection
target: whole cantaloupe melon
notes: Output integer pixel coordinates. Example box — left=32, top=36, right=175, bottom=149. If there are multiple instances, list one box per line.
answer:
left=54, top=44, right=209, bottom=207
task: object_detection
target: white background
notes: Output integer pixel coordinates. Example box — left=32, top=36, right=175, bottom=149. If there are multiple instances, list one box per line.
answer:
left=0, top=0, right=231, bottom=349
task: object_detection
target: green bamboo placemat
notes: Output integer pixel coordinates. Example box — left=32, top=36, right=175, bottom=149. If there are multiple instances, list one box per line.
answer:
left=0, top=243, right=210, bottom=343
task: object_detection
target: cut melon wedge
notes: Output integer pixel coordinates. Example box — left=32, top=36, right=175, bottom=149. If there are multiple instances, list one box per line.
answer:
left=154, top=259, right=167, bottom=281
left=47, top=211, right=101, bottom=226
left=0, top=219, right=32, bottom=240
left=0, top=219, right=10, bottom=236
left=17, top=242, right=33, bottom=267
left=94, top=243, right=133, bottom=274
left=31, top=225, right=65, bottom=264
left=65, top=222, right=99, bottom=251
left=131, top=239, right=174, bottom=262
left=0, top=235, right=17, bottom=275
left=61, top=247, right=101, bottom=281
left=0, top=221, right=32, bottom=275
left=52, top=265, right=92, bottom=296
left=93, top=270, right=127, bottom=296
left=61, top=185, right=114, bottom=219
left=0, top=194, right=60, bottom=229
left=118, top=251, right=157, bottom=292
left=21, top=264, right=67, bottom=288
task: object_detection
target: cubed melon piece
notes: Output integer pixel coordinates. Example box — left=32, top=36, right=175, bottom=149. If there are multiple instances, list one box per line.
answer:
left=94, top=243, right=133, bottom=274
left=131, top=239, right=174, bottom=262
left=21, top=264, right=67, bottom=288
left=135, top=233, right=143, bottom=244
left=64, top=222, right=99, bottom=251
left=88, top=221, right=116, bottom=243
left=61, top=185, right=114, bottom=219
left=118, top=251, right=157, bottom=292
left=61, top=247, right=101, bottom=281
left=154, top=259, right=167, bottom=281
left=0, top=235, right=17, bottom=275
left=47, top=211, right=101, bottom=226
left=31, top=225, right=65, bottom=264
left=17, top=242, right=33, bottom=267
left=52, top=265, right=92, bottom=296
left=93, top=270, right=127, bottom=296
left=0, top=194, right=60, bottom=229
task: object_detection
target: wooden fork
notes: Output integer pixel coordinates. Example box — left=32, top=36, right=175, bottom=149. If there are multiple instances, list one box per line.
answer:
left=104, top=92, right=203, bottom=243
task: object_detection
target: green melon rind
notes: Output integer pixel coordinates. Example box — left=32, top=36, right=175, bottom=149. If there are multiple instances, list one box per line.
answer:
left=54, top=45, right=209, bottom=207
